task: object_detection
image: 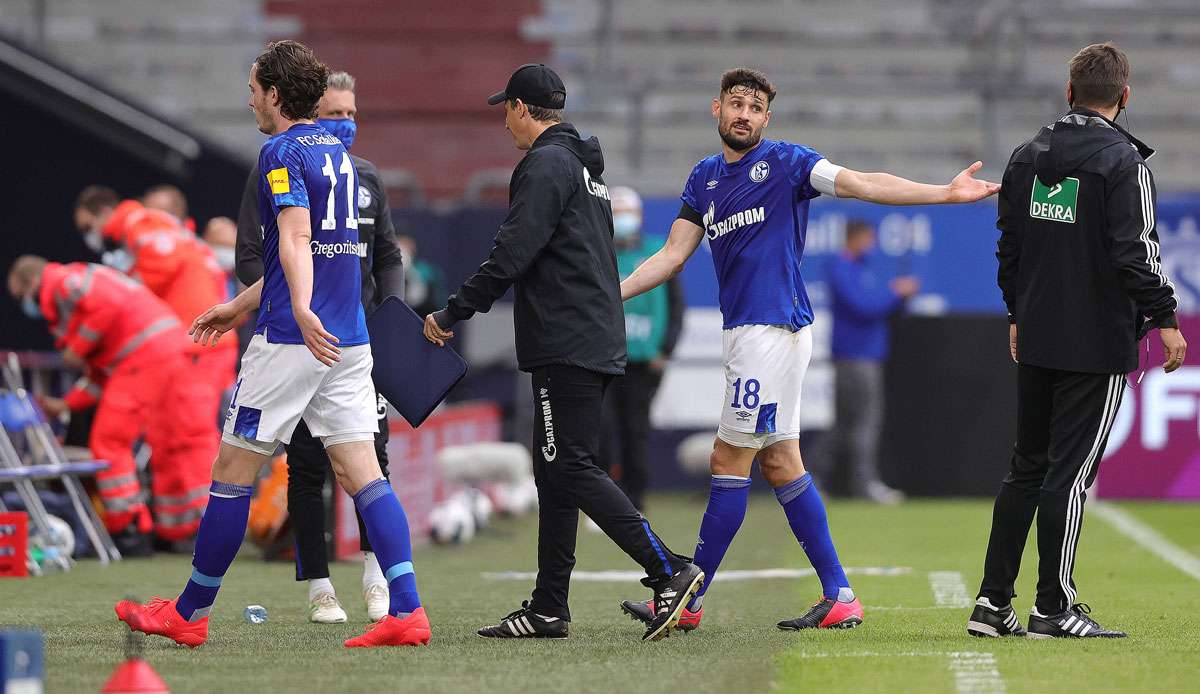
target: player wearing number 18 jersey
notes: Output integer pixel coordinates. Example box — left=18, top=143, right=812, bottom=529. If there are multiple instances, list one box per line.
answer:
left=116, top=40, right=427, bottom=649
left=620, top=68, right=999, bottom=631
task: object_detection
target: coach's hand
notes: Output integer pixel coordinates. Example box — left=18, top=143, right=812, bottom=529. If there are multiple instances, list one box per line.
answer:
left=1009, top=324, right=1018, bottom=363
left=295, top=307, right=341, bottom=366
left=190, top=301, right=241, bottom=347
left=1161, top=327, right=1187, bottom=373
left=424, top=312, right=454, bottom=347
left=946, top=161, right=1000, bottom=203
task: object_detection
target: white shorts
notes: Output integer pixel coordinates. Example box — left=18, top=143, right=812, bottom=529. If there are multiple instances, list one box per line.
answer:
left=221, top=334, right=378, bottom=455
left=716, top=324, right=813, bottom=451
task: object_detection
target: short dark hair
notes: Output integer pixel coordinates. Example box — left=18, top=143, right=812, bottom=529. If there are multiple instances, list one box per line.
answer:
left=8, top=255, right=47, bottom=297
left=720, top=68, right=776, bottom=104
left=508, top=98, right=563, bottom=124
left=845, top=219, right=875, bottom=241
left=254, top=40, right=329, bottom=121
left=1068, top=42, right=1130, bottom=109
left=75, top=185, right=119, bottom=214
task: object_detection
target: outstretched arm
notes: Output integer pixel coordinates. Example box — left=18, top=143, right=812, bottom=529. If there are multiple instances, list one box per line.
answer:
left=834, top=161, right=999, bottom=205
left=622, top=217, right=704, bottom=301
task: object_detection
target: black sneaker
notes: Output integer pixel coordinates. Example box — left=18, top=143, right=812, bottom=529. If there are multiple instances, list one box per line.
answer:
left=1027, top=603, right=1126, bottom=639
left=967, top=597, right=1026, bottom=637
left=641, top=563, right=705, bottom=641
left=476, top=601, right=568, bottom=639
left=620, top=598, right=702, bottom=631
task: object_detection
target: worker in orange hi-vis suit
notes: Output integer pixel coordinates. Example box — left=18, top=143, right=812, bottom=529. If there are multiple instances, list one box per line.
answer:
left=6, top=256, right=217, bottom=554
left=74, top=186, right=238, bottom=435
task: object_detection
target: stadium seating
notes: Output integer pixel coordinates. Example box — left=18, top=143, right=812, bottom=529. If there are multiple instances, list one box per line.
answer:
left=1, top=0, right=1197, bottom=200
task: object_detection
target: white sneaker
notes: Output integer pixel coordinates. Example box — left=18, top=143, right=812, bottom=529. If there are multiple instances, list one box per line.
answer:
left=308, top=592, right=348, bottom=624
left=363, top=582, right=389, bottom=622
left=583, top=516, right=603, bottom=533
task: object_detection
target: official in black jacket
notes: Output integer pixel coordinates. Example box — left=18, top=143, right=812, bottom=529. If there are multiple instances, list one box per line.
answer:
left=235, top=71, right=406, bottom=623
left=971, top=43, right=1187, bottom=641
left=424, top=64, right=701, bottom=642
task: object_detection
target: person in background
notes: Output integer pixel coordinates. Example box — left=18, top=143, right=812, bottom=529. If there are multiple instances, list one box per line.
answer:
left=7, top=256, right=214, bottom=554
left=202, top=216, right=239, bottom=294
left=395, top=234, right=444, bottom=319
left=600, top=186, right=684, bottom=512
left=143, top=183, right=195, bottom=233
left=826, top=220, right=918, bottom=505
left=73, top=185, right=237, bottom=452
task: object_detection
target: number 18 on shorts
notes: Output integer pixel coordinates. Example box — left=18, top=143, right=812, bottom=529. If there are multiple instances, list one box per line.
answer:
left=717, top=324, right=813, bottom=451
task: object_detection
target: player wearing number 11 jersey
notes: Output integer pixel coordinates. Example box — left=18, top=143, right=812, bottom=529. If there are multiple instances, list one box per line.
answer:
left=619, top=68, right=999, bottom=631
left=116, top=40, right=427, bottom=649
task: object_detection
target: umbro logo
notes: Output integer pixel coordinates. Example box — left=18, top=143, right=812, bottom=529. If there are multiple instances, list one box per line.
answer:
left=706, top=180, right=718, bottom=190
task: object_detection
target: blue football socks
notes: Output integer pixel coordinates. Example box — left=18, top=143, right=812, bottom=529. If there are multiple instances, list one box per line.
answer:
left=775, top=473, right=851, bottom=601
left=176, top=481, right=253, bottom=621
left=353, top=478, right=421, bottom=617
left=688, top=475, right=751, bottom=610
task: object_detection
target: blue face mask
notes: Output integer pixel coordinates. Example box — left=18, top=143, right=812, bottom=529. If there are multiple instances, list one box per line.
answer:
left=21, top=294, right=41, bottom=319
left=318, top=118, right=357, bottom=150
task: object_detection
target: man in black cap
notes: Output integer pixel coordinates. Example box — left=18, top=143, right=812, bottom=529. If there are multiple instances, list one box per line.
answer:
left=423, top=64, right=703, bottom=642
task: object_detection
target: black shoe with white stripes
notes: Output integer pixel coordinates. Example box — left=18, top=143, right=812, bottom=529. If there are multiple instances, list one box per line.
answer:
left=641, top=562, right=705, bottom=641
left=966, top=597, right=1026, bottom=637
left=476, top=601, right=568, bottom=639
left=1027, top=603, right=1126, bottom=639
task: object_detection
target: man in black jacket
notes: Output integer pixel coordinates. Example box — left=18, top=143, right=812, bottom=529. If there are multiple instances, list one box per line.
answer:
left=236, top=70, right=405, bottom=624
left=423, top=64, right=702, bottom=642
left=969, top=43, right=1187, bottom=642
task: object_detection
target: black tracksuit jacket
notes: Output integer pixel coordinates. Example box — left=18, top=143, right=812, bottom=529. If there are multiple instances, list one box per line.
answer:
left=437, top=123, right=627, bottom=375
left=997, top=107, right=1179, bottom=374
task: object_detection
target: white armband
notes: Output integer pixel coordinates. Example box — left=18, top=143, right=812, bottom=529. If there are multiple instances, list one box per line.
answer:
left=809, top=159, right=844, bottom=197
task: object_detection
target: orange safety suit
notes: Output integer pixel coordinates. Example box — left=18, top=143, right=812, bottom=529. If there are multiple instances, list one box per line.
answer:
left=102, top=200, right=237, bottom=432
left=39, top=262, right=216, bottom=540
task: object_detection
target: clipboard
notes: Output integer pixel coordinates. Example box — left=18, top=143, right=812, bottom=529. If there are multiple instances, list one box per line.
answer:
left=366, top=296, right=468, bottom=427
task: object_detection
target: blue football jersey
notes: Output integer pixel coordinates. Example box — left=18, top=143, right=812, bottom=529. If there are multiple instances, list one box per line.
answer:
left=681, top=139, right=826, bottom=330
left=255, top=123, right=369, bottom=346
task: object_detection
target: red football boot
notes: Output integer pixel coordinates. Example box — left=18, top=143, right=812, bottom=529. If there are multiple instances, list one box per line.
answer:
left=620, top=599, right=703, bottom=632
left=115, top=597, right=208, bottom=647
left=777, top=596, right=864, bottom=630
left=344, top=607, right=431, bottom=647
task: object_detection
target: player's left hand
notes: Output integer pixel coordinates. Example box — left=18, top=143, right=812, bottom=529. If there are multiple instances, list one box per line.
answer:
left=295, top=307, right=341, bottom=366
left=190, top=301, right=242, bottom=347
left=946, top=161, right=1000, bottom=203
left=424, top=313, right=454, bottom=347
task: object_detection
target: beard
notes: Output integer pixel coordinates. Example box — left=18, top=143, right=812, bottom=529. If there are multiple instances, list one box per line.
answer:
left=718, top=119, right=762, bottom=152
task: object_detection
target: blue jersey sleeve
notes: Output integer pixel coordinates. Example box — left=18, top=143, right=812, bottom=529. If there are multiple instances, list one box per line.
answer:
left=680, top=161, right=705, bottom=214
left=260, top=138, right=309, bottom=214
left=777, top=142, right=825, bottom=200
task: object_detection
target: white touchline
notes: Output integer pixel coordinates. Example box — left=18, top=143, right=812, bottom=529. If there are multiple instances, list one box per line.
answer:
left=1093, top=503, right=1200, bottom=582
left=928, top=571, right=973, bottom=608
left=948, top=652, right=1006, bottom=694
left=481, top=567, right=911, bottom=582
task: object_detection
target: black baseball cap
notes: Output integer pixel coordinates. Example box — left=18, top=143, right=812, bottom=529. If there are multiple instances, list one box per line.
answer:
left=487, top=64, right=566, bottom=109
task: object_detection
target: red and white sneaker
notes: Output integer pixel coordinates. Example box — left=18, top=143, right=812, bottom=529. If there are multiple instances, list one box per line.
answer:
left=344, top=607, right=431, bottom=647
left=115, top=597, right=208, bottom=647
left=620, top=599, right=703, bottom=632
left=777, top=596, right=864, bottom=630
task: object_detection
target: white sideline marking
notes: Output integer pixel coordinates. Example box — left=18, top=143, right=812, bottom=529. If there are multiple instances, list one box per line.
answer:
left=928, top=571, right=973, bottom=608
left=481, top=567, right=911, bottom=582
left=1093, top=503, right=1200, bottom=582
left=865, top=605, right=961, bottom=611
left=948, top=652, right=1005, bottom=693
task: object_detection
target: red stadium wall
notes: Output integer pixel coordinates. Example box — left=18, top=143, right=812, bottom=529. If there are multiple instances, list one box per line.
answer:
left=264, top=0, right=549, bottom=202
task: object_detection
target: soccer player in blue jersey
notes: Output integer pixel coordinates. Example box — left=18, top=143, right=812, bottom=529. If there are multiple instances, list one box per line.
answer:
left=619, top=68, right=999, bottom=631
left=115, top=40, right=429, bottom=649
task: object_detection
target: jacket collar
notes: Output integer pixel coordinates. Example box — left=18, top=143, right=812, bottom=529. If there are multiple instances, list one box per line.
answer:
left=1063, top=106, right=1155, bottom=160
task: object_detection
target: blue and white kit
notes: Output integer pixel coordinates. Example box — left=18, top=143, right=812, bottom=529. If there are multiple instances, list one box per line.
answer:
left=680, top=139, right=843, bottom=449
left=222, top=122, right=377, bottom=454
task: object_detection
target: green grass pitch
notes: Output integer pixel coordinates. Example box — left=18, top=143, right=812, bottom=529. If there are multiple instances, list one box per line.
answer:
left=2, top=495, right=1197, bottom=693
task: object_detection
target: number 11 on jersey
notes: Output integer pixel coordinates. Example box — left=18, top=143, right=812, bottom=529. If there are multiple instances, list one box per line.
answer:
left=320, top=151, right=358, bottom=231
